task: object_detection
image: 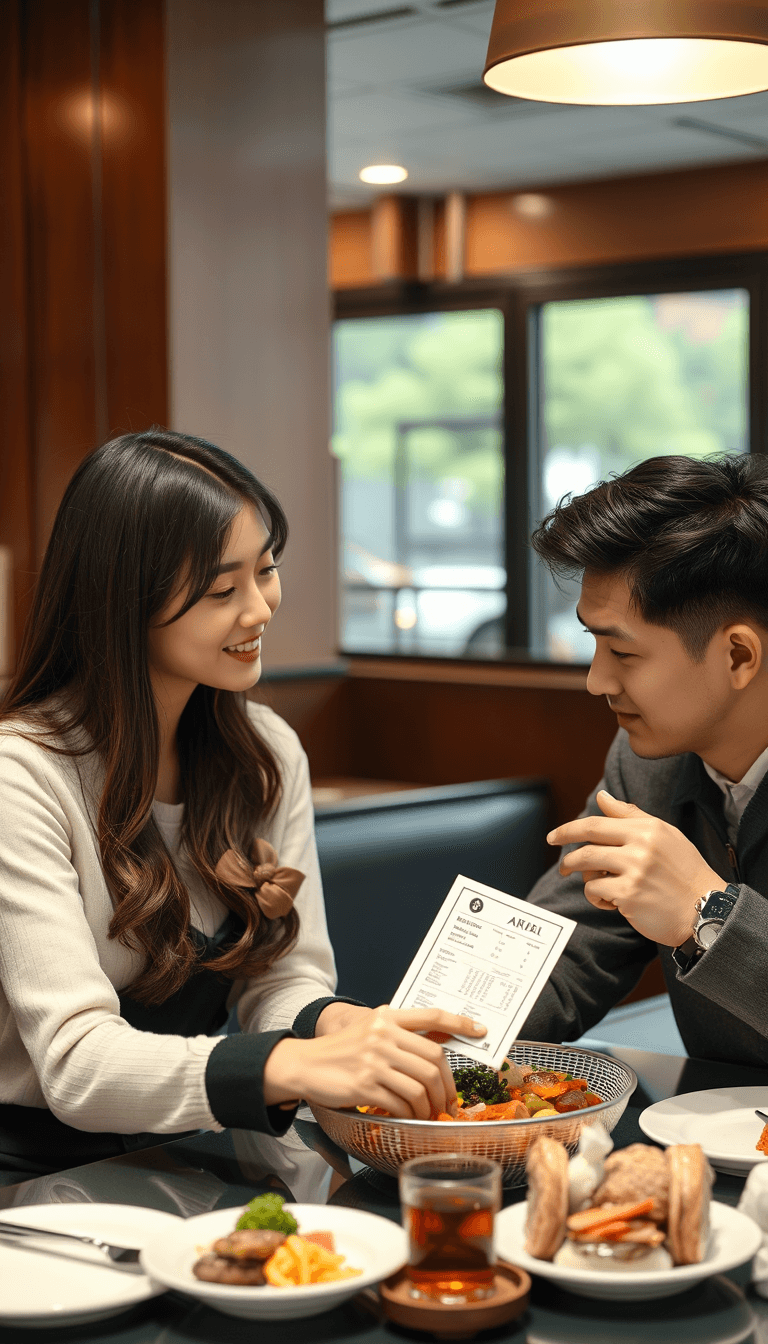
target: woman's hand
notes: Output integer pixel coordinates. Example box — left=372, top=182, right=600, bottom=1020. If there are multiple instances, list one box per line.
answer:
left=263, top=1006, right=486, bottom=1119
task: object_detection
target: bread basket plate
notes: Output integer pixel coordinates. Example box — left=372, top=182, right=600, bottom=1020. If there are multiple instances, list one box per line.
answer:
left=310, top=1042, right=636, bottom=1187
left=139, top=1202, right=407, bottom=1321
left=639, top=1087, right=768, bottom=1176
left=496, top=1199, right=761, bottom=1300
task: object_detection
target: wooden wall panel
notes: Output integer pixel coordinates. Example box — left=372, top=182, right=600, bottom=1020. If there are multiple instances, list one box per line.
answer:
left=465, top=161, right=768, bottom=275
left=344, top=676, right=618, bottom=827
left=24, top=0, right=100, bottom=551
left=330, top=211, right=375, bottom=289
left=0, top=0, right=167, bottom=657
left=253, top=675, right=355, bottom=780
left=0, top=2, right=35, bottom=655
left=331, top=159, right=768, bottom=287
left=100, top=0, right=167, bottom=438
left=266, top=670, right=618, bottom=830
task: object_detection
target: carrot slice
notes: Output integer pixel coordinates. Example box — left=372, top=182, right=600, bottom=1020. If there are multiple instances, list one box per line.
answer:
left=477, top=1100, right=529, bottom=1121
left=570, top=1219, right=632, bottom=1241
left=566, top=1199, right=655, bottom=1234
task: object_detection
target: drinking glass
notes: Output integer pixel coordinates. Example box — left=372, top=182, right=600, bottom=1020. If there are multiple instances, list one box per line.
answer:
left=399, top=1153, right=502, bottom=1304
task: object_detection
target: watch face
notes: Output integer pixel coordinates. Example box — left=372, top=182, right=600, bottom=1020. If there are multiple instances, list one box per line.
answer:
left=701, top=890, right=738, bottom=921
left=696, top=919, right=723, bottom=950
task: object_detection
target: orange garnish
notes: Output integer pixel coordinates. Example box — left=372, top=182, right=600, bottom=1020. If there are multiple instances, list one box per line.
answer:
left=566, top=1199, right=655, bottom=1234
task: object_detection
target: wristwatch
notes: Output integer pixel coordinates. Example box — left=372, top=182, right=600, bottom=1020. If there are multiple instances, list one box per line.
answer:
left=672, top=883, right=740, bottom=974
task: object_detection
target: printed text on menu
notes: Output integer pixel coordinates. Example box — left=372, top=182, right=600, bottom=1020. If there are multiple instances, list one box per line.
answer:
left=390, top=875, right=576, bottom=1069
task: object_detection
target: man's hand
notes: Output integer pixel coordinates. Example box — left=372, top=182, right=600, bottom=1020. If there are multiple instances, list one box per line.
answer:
left=548, top=790, right=723, bottom=947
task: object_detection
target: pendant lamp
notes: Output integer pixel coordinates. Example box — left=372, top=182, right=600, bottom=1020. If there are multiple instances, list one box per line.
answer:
left=483, top=1, right=768, bottom=105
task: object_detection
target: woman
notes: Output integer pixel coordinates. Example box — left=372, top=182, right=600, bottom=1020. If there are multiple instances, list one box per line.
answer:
left=0, top=430, right=483, bottom=1177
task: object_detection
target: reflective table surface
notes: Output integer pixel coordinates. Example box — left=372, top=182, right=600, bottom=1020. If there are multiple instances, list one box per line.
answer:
left=2, top=1043, right=768, bottom=1344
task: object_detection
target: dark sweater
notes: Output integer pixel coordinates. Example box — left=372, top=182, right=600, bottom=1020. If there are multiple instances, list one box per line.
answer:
left=522, top=728, right=768, bottom=1066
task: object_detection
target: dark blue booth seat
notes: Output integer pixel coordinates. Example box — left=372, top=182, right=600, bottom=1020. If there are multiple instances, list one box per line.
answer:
left=314, top=778, right=551, bottom=1008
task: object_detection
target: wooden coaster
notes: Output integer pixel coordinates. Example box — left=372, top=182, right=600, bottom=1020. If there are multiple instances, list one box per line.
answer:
left=378, top=1260, right=531, bottom=1339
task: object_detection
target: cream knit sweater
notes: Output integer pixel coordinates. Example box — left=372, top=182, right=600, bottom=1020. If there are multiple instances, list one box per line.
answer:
left=0, top=701, right=336, bottom=1135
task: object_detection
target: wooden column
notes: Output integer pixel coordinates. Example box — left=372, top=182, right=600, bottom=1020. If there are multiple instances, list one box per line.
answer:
left=0, top=0, right=167, bottom=662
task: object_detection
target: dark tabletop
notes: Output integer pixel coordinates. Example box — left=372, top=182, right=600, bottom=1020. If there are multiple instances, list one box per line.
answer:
left=1, top=1042, right=767, bottom=1344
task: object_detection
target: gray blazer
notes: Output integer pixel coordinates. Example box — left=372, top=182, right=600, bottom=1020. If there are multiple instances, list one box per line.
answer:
left=522, top=728, right=768, bottom=1066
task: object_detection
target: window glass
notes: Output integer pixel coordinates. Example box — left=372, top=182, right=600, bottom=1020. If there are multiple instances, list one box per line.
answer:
left=333, top=309, right=504, bottom=656
left=531, top=289, right=749, bottom=661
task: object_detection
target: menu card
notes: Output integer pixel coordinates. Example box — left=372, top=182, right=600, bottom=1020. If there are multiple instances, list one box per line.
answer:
left=389, top=874, right=576, bottom=1069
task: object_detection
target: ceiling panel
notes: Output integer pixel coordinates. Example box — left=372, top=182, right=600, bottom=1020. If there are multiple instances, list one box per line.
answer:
left=328, top=16, right=488, bottom=86
left=331, top=90, right=484, bottom=140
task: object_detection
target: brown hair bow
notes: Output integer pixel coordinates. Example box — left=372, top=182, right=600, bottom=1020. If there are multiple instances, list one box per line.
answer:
left=214, top=839, right=304, bottom=919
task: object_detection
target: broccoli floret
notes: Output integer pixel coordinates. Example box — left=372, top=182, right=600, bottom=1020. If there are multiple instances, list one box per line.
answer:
left=235, top=1193, right=298, bottom=1235
left=452, top=1064, right=509, bottom=1107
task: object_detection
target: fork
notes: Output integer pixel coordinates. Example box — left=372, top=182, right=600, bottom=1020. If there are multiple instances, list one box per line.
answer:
left=755, top=1109, right=768, bottom=1124
left=0, top=1219, right=141, bottom=1268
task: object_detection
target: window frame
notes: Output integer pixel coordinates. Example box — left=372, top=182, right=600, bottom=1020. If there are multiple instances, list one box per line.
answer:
left=334, top=250, right=768, bottom=664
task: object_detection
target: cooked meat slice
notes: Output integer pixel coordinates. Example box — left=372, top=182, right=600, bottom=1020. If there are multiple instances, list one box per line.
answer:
left=193, top=1252, right=266, bottom=1285
left=212, top=1229, right=287, bottom=1261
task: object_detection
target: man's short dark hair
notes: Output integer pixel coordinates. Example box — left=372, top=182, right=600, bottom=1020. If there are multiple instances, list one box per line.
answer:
left=531, top=454, right=768, bottom=661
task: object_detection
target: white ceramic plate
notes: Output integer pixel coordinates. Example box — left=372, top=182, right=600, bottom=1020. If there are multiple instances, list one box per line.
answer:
left=0, top=1202, right=182, bottom=1328
left=496, top=1200, right=761, bottom=1301
left=140, top=1201, right=408, bottom=1320
left=639, top=1087, right=768, bottom=1176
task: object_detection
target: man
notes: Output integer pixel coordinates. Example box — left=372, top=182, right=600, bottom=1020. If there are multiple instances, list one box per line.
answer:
left=520, top=453, right=768, bottom=1066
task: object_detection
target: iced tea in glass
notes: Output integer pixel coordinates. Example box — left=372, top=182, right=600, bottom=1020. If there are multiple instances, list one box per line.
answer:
left=399, top=1154, right=502, bottom=1303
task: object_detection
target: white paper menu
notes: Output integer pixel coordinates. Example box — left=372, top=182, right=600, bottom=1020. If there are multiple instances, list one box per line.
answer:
left=389, top=874, right=576, bottom=1069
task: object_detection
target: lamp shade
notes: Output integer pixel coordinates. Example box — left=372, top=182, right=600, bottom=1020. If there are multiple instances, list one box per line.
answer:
left=483, top=0, right=768, bottom=104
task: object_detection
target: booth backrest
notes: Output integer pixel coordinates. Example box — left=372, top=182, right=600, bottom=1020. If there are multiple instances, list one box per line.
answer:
left=314, top=778, right=551, bottom=1007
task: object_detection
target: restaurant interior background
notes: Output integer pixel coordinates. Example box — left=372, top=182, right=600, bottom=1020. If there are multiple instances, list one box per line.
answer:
left=3, top=0, right=768, bottom=1026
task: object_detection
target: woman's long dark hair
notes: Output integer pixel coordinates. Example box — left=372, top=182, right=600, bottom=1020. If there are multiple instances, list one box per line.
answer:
left=1, top=429, right=297, bottom=1004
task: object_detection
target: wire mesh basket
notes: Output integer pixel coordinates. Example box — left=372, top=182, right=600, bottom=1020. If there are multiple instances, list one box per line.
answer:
left=310, top=1041, right=637, bottom=1187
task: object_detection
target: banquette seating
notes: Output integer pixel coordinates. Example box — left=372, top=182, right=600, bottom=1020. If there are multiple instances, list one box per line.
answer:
left=313, top=778, right=551, bottom=1008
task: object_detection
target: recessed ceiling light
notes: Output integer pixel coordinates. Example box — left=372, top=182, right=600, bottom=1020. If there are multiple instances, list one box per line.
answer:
left=359, top=164, right=409, bottom=184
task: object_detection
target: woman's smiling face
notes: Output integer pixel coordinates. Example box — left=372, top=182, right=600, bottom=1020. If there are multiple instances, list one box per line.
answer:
left=147, top=503, right=281, bottom=699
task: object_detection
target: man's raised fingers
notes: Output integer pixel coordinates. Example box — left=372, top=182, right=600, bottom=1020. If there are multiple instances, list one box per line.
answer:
left=548, top=817, right=631, bottom=847
left=559, top=844, right=623, bottom=876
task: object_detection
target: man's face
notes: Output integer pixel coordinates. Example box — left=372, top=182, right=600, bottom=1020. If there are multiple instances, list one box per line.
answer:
left=578, top=570, right=736, bottom=762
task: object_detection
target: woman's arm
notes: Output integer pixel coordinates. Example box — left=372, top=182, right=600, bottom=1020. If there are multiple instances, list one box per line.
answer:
left=0, top=741, right=228, bottom=1135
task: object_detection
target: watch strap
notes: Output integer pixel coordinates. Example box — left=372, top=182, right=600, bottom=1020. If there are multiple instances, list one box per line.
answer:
left=672, top=936, right=699, bottom=974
